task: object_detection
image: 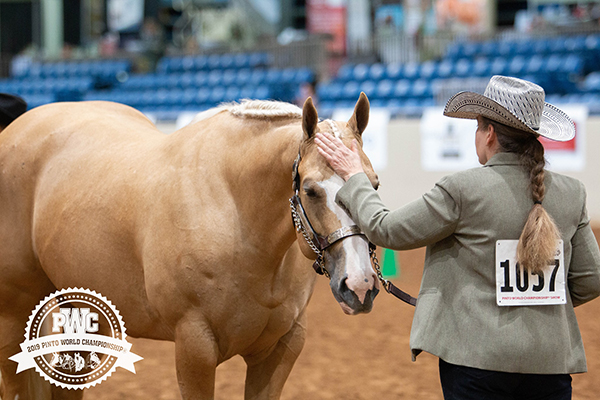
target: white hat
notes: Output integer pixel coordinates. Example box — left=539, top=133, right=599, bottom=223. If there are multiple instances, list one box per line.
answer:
left=443, top=75, right=575, bottom=141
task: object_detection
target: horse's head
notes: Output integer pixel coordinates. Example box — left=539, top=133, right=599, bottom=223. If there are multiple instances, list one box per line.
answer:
left=291, top=92, right=380, bottom=315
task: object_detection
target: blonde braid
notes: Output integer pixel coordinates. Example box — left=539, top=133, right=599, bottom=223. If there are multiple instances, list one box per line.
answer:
left=482, top=117, right=560, bottom=273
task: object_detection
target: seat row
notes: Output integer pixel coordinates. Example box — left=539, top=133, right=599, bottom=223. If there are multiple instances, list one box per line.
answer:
left=83, top=85, right=272, bottom=109
left=336, top=54, right=586, bottom=84
left=119, top=67, right=314, bottom=91
left=156, top=52, right=271, bottom=74
left=12, top=59, right=131, bottom=79
left=445, top=34, right=600, bottom=60
left=0, top=76, right=93, bottom=95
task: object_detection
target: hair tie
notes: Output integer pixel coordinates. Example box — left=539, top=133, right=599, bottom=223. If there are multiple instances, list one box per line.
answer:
left=534, top=200, right=542, bottom=205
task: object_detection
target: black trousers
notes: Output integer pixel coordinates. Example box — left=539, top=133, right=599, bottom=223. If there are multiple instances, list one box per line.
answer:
left=439, top=359, right=572, bottom=400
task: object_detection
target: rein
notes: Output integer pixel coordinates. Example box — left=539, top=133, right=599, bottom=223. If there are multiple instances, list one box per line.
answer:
left=289, top=150, right=417, bottom=307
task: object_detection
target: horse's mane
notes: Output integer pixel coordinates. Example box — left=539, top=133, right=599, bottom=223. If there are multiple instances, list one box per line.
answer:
left=191, top=99, right=302, bottom=125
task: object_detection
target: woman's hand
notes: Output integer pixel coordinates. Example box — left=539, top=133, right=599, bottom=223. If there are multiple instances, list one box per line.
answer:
left=315, top=132, right=364, bottom=181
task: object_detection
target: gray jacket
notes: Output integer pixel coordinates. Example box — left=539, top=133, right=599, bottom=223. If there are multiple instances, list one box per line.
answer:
left=336, top=152, right=600, bottom=374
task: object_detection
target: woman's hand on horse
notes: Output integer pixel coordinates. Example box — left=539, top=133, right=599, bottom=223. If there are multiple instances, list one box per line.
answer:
left=315, top=132, right=364, bottom=181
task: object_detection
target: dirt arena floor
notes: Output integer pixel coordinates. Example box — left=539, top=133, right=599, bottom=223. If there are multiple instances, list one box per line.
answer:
left=84, top=231, right=600, bottom=400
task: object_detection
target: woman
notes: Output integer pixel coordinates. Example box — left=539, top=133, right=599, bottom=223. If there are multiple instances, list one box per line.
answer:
left=315, top=75, right=600, bottom=400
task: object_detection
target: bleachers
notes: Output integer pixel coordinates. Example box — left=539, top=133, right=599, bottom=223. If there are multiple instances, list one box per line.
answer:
left=2, top=51, right=315, bottom=120
left=317, top=33, right=600, bottom=118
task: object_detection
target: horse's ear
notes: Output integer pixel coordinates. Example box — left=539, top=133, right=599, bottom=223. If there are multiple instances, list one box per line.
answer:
left=302, top=97, right=318, bottom=139
left=347, top=92, right=370, bottom=136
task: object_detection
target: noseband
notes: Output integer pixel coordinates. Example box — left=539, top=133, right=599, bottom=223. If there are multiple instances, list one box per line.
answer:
left=289, top=151, right=367, bottom=277
left=288, top=149, right=417, bottom=307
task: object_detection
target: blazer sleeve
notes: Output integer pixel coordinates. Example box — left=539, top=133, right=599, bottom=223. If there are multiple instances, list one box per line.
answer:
left=335, top=173, right=460, bottom=250
left=568, top=185, right=600, bottom=307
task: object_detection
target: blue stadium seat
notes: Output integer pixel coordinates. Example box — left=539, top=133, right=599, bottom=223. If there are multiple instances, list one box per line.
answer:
left=402, top=63, right=420, bottom=80
left=249, top=69, right=266, bottom=85
left=419, top=61, right=438, bottom=79
left=284, top=68, right=301, bottom=83
left=393, top=79, right=411, bottom=98
left=352, top=64, right=370, bottom=81
left=194, top=71, right=209, bottom=87
left=445, top=42, right=462, bottom=59
left=224, top=86, right=241, bottom=102
left=508, top=56, right=527, bottom=76
left=514, top=40, right=533, bottom=56
left=581, top=72, right=600, bottom=93
left=526, top=55, right=545, bottom=75
left=221, top=69, right=238, bottom=86
left=472, top=58, right=491, bottom=77
left=386, top=62, right=403, bottom=80
left=196, top=89, right=211, bottom=105
left=254, top=84, right=271, bottom=99
left=235, top=69, right=251, bottom=86
left=342, top=80, right=361, bottom=100
left=374, top=79, right=394, bottom=100
left=480, top=41, right=498, bottom=58
left=336, top=64, right=354, bottom=82
left=496, top=41, right=516, bottom=57
left=537, top=38, right=554, bottom=55
left=264, top=68, right=282, bottom=84
left=194, top=56, right=209, bottom=71
left=207, top=54, right=221, bottom=70
left=411, top=79, right=432, bottom=98
left=359, top=80, right=377, bottom=97
left=548, top=37, right=567, bottom=54
left=294, top=68, right=314, bottom=84
left=454, top=59, right=472, bottom=77
left=461, top=42, right=479, bottom=59
left=219, top=54, right=235, bottom=70
left=209, top=86, right=226, bottom=104
left=489, top=57, right=508, bottom=76
left=233, top=53, right=250, bottom=69
left=207, top=70, right=223, bottom=87
left=239, top=86, right=256, bottom=99
left=368, top=63, right=386, bottom=81
left=437, top=60, right=454, bottom=78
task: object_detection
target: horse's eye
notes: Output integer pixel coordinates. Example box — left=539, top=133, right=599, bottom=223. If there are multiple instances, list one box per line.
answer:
left=304, top=186, right=318, bottom=198
left=303, top=181, right=320, bottom=198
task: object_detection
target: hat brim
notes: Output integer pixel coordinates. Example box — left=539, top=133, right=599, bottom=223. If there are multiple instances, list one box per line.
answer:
left=443, top=91, right=575, bottom=142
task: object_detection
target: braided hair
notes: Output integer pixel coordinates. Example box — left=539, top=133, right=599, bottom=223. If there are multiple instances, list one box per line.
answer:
left=480, top=117, right=560, bottom=274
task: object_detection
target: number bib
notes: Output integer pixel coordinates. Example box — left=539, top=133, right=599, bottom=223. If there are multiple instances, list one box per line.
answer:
left=496, top=240, right=566, bottom=306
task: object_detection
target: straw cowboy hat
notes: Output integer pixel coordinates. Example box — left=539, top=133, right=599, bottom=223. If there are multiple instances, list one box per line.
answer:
left=443, top=75, right=575, bottom=142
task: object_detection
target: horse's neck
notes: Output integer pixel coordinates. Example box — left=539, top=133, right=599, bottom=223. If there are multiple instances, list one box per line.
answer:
left=169, top=114, right=302, bottom=259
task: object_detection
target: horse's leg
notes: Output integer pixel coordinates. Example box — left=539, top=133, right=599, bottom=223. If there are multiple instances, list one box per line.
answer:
left=175, top=316, right=219, bottom=399
left=0, top=313, right=52, bottom=400
left=243, top=309, right=308, bottom=400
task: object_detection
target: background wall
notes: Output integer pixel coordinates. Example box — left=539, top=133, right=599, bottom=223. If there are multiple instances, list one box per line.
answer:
left=376, top=117, right=600, bottom=224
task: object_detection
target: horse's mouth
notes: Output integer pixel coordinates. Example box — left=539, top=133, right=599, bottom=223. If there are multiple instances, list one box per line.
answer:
left=334, top=287, right=379, bottom=315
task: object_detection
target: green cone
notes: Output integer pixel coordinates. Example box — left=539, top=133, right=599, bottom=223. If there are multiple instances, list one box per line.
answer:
left=381, top=248, right=398, bottom=278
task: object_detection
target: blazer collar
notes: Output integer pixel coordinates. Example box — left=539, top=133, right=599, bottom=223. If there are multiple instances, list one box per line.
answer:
left=484, top=152, right=521, bottom=167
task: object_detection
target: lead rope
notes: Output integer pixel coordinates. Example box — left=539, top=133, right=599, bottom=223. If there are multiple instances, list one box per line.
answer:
left=370, top=245, right=418, bottom=306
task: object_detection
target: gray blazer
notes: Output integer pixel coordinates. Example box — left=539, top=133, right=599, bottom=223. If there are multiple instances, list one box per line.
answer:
left=336, top=152, right=600, bottom=374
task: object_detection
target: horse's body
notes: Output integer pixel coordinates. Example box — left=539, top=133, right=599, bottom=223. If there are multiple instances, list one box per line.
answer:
left=0, top=96, right=378, bottom=399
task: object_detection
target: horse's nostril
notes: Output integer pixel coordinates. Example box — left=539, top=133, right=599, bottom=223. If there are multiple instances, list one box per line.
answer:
left=338, top=276, right=350, bottom=294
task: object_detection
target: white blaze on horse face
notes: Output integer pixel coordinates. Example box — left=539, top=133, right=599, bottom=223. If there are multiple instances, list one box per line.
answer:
left=317, top=174, right=375, bottom=304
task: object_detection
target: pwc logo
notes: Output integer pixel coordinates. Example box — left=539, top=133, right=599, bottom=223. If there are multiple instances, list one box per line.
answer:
left=9, top=288, right=142, bottom=389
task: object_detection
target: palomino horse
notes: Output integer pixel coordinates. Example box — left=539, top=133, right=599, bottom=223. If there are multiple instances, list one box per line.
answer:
left=0, top=93, right=380, bottom=399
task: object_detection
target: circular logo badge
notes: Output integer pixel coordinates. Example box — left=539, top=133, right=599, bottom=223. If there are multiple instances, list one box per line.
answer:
left=9, top=288, right=142, bottom=389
